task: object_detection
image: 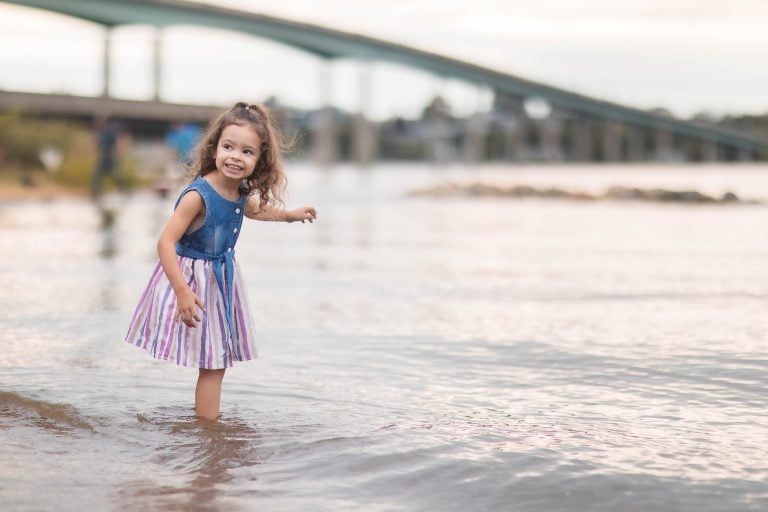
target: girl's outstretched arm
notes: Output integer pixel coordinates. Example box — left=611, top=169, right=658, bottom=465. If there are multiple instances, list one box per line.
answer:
left=245, top=196, right=317, bottom=223
left=157, top=191, right=206, bottom=327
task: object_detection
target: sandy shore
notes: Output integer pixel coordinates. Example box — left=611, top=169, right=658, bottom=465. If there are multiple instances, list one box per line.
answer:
left=0, top=181, right=90, bottom=201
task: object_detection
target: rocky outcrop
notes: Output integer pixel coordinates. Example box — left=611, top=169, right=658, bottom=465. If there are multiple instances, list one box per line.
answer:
left=409, top=183, right=756, bottom=204
left=603, top=186, right=744, bottom=203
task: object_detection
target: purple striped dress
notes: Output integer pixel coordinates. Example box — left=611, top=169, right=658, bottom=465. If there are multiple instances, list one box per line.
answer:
left=125, top=177, right=258, bottom=369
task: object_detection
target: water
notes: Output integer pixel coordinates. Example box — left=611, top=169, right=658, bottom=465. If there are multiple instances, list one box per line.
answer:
left=1, top=163, right=767, bottom=511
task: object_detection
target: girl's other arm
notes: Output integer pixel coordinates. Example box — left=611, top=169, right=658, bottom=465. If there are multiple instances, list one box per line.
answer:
left=157, top=191, right=206, bottom=327
left=245, top=196, right=316, bottom=223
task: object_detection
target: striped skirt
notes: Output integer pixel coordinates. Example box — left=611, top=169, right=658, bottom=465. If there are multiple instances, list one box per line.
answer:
left=125, top=256, right=258, bottom=369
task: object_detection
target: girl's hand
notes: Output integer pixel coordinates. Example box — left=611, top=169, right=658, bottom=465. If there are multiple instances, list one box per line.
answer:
left=287, top=206, right=317, bottom=224
left=175, top=289, right=205, bottom=328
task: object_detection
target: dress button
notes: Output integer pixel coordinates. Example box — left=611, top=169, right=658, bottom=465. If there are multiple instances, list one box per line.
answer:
left=235, top=208, right=240, bottom=214
left=233, top=227, right=238, bottom=233
left=227, top=247, right=232, bottom=252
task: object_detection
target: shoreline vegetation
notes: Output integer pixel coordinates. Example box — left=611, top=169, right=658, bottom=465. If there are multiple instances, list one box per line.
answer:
left=0, top=113, right=143, bottom=201
left=409, top=182, right=757, bottom=204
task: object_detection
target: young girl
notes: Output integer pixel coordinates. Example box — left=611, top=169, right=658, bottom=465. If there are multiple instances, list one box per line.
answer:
left=125, top=102, right=317, bottom=420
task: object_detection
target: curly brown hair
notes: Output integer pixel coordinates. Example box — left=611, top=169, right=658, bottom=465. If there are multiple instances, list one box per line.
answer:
left=187, top=102, right=287, bottom=209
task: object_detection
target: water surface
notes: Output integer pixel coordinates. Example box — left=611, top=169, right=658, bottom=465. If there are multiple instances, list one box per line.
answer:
left=1, top=163, right=767, bottom=511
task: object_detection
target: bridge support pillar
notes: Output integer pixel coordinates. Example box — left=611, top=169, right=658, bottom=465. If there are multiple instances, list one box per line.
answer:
left=654, top=130, right=675, bottom=161
left=601, top=120, right=623, bottom=161
left=153, top=28, right=163, bottom=101
left=701, top=141, right=719, bottom=161
left=571, top=121, right=593, bottom=162
left=426, top=119, right=454, bottom=163
left=312, top=60, right=338, bottom=167
left=102, top=29, right=112, bottom=98
left=681, top=138, right=698, bottom=161
left=351, top=61, right=377, bottom=165
left=501, top=117, right=526, bottom=161
left=540, top=118, right=563, bottom=161
left=311, top=107, right=337, bottom=166
left=626, top=127, right=646, bottom=161
left=462, top=114, right=489, bottom=162
left=737, top=147, right=754, bottom=161
left=352, top=114, right=378, bottom=165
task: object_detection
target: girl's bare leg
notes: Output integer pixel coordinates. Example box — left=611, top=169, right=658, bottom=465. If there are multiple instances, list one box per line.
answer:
left=195, top=368, right=226, bottom=420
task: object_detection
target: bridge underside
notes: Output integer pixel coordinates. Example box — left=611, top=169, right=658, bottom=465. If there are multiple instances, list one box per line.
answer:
left=1, top=0, right=765, bottom=162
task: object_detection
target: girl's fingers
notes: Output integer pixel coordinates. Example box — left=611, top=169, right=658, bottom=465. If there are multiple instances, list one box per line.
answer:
left=177, top=309, right=192, bottom=325
left=176, top=299, right=205, bottom=325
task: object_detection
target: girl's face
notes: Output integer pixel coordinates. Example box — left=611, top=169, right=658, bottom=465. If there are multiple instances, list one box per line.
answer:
left=214, top=124, right=261, bottom=181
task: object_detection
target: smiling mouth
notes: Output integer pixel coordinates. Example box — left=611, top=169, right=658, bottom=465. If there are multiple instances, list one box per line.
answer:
left=225, top=163, right=243, bottom=172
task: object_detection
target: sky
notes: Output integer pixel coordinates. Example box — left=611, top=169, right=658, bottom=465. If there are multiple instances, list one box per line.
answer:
left=0, top=0, right=766, bottom=120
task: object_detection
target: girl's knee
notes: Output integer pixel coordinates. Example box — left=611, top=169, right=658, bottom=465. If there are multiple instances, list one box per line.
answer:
left=199, top=368, right=226, bottom=381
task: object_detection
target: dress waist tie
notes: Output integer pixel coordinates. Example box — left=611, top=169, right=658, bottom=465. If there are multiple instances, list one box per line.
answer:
left=176, top=245, right=236, bottom=348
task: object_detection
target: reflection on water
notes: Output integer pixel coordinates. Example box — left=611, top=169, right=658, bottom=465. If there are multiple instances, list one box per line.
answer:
left=1, top=163, right=768, bottom=511
left=118, top=411, right=267, bottom=512
left=99, top=206, right=118, bottom=259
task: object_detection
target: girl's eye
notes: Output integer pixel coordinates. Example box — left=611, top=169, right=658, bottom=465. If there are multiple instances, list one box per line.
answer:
left=222, top=144, right=232, bottom=150
left=244, top=150, right=253, bottom=155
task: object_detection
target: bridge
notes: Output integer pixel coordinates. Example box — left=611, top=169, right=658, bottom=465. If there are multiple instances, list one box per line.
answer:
left=1, top=0, right=765, bottom=162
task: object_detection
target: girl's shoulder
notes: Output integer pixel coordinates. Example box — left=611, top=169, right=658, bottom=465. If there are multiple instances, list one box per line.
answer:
left=175, top=177, right=206, bottom=205
left=176, top=176, right=206, bottom=195
left=176, top=177, right=246, bottom=212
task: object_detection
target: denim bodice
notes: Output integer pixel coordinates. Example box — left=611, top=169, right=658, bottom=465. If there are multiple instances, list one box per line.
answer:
left=175, top=177, right=246, bottom=257
left=174, top=177, right=247, bottom=340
